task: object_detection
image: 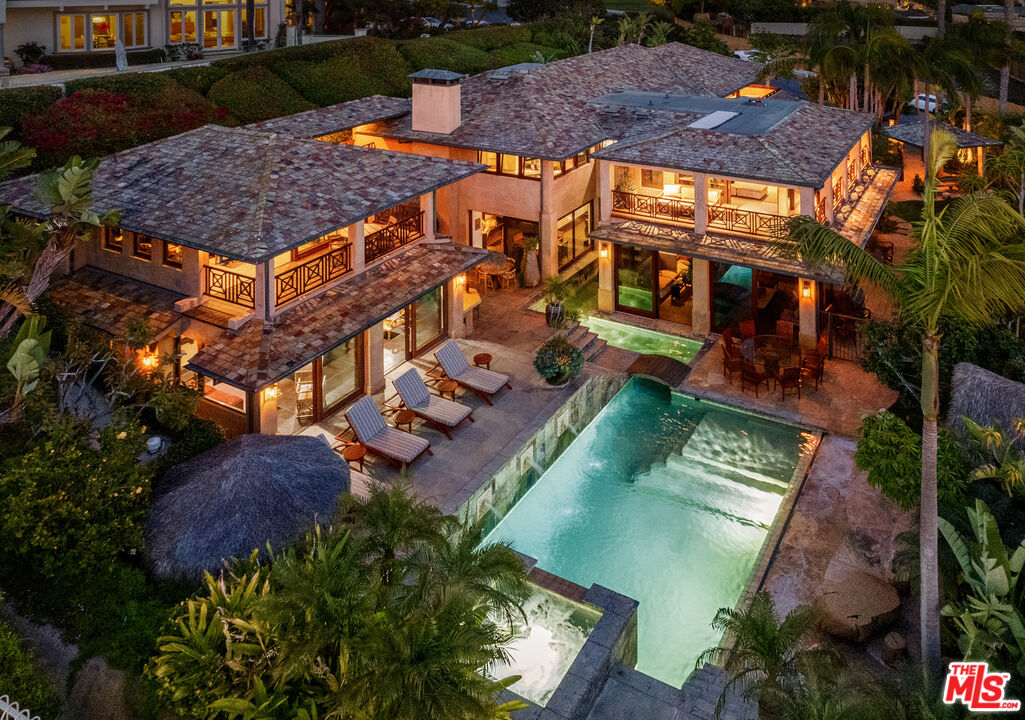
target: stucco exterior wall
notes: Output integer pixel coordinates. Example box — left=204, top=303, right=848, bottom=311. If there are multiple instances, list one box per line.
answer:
left=83, top=233, right=200, bottom=295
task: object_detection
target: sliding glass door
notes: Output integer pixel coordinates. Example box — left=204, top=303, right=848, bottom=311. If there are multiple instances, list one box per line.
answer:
left=614, top=245, right=656, bottom=316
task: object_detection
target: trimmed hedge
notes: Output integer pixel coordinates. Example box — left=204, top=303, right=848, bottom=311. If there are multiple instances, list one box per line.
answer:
left=0, top=619, right=61, bottom=718
left=398, top=37, right=495, bottom=75
left=65, top=71, right=179, bottom=97
left=488, top=42, right=569, bottom=66
left=272, top=40, right=413, bottom=106
left=39, top=48, right=165, bottom=70
left=165, top=65, right=230, bottom=96
left=207, top=65, right=316, bottom=123
left=213, top=35, right=393, bottom=72
left=0, top=86, right=63, bottom=136
left=446, top=25, right=534, bottom=50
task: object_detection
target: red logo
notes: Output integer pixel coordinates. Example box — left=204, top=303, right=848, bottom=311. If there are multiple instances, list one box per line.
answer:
left=943, top=662, right=1021, bottom=712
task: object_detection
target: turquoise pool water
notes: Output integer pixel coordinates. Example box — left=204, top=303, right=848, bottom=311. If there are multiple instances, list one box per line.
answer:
left=485, top=378, right=814, bottom=686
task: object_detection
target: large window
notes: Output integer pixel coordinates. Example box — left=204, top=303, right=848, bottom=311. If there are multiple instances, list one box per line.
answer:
left=169, top=11, right=198, bottom=42
left=163, top=242, right=183, bottom=269
left=57, top=12, right=148, bottom=52
left=556, top=203, right=592, bottom=270
left=133, top=232, right=153, bottom=260
left=169, top=1, right=265, bottom=47
left=103, top=227, right=123, bottom=252
left=476, top=151, right=541, bottom=180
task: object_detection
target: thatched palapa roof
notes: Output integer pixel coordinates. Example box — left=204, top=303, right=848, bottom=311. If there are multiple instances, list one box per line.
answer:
left=947, top=363, right=1025, bottom=450
left=146, top=434, right=349, bottom=579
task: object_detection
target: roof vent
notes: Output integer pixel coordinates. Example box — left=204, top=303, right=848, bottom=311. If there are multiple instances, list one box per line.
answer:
left=687, top=110, right=739, bottom=130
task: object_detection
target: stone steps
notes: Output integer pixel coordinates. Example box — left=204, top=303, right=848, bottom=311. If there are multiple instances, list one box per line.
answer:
left=565, top=322, right=607, bottom=362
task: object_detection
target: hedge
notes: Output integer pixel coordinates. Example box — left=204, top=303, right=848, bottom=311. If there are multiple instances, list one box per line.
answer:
left=399, top=38, right=495, bottom=75
left=164, top=65, right=230, bottom=96
left=39, top=48, right=165, bottom=70
left=65, top=71, right=180, bottom=97
left=207, top=65, right=316, bottom=123
left=0, top=86, right=63, bottom=137
left=0, top=619, right=61, bottom=718
left=488, top=42, right=569, bottom=66
left=272, top=40, right=413, bottom=106
left=445, top=25, right=534, bottom=50
left=213, top=35, right=392, bottom=73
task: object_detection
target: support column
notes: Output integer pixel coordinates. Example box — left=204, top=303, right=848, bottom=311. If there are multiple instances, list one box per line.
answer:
left=798, top=278, right=818, bottom=348
left=822, top=182, right=834, bottom=224
left=598, top=160, right=612, bottom=223
left=446, top=277, right=466, bottom=338
left=841, top=158, right=850, bottom=201
left=597, top=243, right=614, bottom=313
left=978, top=146, right=986, bottom=179
left=470, top=210, right=484, bottom=248
left=258, top=386, right=278, bottom=435
left=693, top=173, right=708, bottom=234
left=349, top=221, right=365, bottom=272
left=691, top=258, right=712, bottom=337
left=420, top=192, right=436, bottom=242
left=799, top=187, right=816, bottom=220
left=540, top=160, right=558, bottom=278
left=363, top=323, right=385, bottom=394
left=255, top=260, right=272, bottom=319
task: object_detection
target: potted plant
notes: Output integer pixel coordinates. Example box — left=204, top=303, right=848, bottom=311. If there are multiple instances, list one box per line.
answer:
left=534, top=335, right=584, bottom=387
left=522, top=235, right=541, bottom=288
left=542, top=275, right=573, bottom=328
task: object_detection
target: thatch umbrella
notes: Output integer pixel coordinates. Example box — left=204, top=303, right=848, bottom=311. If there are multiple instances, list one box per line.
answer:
left=947, top=362, right=1025, bottom=451
left=477, top=250, right=510, bottom=275
left=146, top=434, right=349, bottom=579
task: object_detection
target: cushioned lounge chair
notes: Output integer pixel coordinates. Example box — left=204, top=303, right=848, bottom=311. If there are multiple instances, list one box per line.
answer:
left=434, top=341, right=511, bottom=405
left=345, top=396, right=431, bottom=467
left=393, top=368, right=474, bottom=440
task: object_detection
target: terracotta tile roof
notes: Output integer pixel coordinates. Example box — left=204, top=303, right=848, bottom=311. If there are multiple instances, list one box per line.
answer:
left=0, top=125, right=483, bottom=264
left=47, top=267, right=185, bottom=339
left=368, top=43, right=761, bottom=160
left=244, top=95, right=412, bottom=138
left=186, top=241, right=487, bottom=390
left=592, top=100, right=873, bottom=188
left=884, top=119, right=1003, bottom=149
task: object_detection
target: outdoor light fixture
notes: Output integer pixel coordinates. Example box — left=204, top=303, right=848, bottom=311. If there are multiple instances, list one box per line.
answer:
left=801, top=280, right=812, bottom=299
left=140, top=352, right=159, bottom=370
left=264, top=384, right=281, bottom=401
left=599, top=244, right=609, bottom=259
left=455, top=273, right=466, bottom=286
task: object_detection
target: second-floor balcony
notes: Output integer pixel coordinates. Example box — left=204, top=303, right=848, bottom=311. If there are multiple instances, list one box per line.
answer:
left=205, top=264, right=256, bottom=309
left=275, top=244, right=353, bottom=305
left=365, top=209, right=425, bottom=264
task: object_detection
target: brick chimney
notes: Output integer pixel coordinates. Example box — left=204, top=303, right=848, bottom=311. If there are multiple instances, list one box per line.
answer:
left=409, top=69, right=465, bottom=134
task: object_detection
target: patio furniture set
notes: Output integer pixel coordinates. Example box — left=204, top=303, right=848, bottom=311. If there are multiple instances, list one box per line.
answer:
left=721, top=320, right=826, bottom=400
left=334, top=342, right=512, bottom=468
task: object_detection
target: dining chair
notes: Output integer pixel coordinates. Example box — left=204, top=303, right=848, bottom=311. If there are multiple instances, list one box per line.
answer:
left=740, top=320, right=757, bottom=340
left=739, top=359, right=768, bottom=397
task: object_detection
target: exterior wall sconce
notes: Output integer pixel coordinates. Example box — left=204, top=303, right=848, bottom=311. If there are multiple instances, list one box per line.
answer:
left=455, top=273, right=466, bottom=287
left=263, top=384, right=281, bottom=401
left=140, top=351, right=159, bottom=370
left=801, top=280, right=812, bottom=299
left=599, top=244, right=609, bottom=260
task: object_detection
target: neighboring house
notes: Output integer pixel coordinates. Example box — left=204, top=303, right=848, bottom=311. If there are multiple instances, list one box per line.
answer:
left=0, top=42, right=899, bottom=436
left=0, top=0, right=286, bottom=70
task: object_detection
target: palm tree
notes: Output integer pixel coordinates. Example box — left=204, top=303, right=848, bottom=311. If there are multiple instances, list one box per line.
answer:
left=776, top=128, right=1025, bottom=680
left=588, top=15, right=603, bottom=53
left=914, top=36, right=974, bottom=180
left=698, top=592, right=831, bottom=720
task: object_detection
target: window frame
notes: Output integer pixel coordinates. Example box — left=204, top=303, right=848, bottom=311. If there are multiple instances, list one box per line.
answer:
left=103, top=227, right=124, bottom=253
left=556, top=201, right=593, bottom=271
left=56, top=11, right=150, bottom=52
left=163, top=241, right=183, bottom=269
left=132, top=232, right=153, bottom=261
left=476, top=151, right=540, bottom=180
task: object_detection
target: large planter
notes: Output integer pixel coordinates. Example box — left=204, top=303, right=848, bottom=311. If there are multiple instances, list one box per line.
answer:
left=544, top=366, right=572, bottom=387
left=545, top=302, right=565, bottom=328
left=523, top=251, right=541, bottom=288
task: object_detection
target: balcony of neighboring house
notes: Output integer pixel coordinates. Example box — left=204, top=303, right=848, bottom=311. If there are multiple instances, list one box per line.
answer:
left=611, top=166, right=803, bottom=241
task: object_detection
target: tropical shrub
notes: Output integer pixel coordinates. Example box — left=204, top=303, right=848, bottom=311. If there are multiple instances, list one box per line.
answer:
left=399, top=38, right=494, bottom=75
left=961, top=417, right=1025, bottom=497
left=534, top=335, right=584, bottom=384
left=856, top=410, right=968, bottom=510
left=207, top=66, right=316, bottom=123
left=150, top=379, right=202, bottom=434
left=0, top=617, right=60, bottom=718
left=0, top=86, right=63, bottom=137
left=154, top=417, right=225, bottom=474
left=149, top=482, right=529, bottom=720
left=15, top=41, right=46, bottom=66
left=22, top=88, right=220, bottom=167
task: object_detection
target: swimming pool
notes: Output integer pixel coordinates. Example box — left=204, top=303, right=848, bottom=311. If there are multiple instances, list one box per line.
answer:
left=485, top=378, right=816, bottom=686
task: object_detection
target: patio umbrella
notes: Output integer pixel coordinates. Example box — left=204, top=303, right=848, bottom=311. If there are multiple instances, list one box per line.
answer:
left=477, top=250, right=510, bottom=275
left=145, top=434, right=349, bottom=579
left=115, top=40, right=128, bottom=72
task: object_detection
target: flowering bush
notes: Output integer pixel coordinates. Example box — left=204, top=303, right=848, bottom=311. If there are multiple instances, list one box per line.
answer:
left=19, top=64, right=53, bottom=75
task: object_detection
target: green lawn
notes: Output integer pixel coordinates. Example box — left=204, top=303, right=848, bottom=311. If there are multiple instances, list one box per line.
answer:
left=604, top=0, right=657, bottom=10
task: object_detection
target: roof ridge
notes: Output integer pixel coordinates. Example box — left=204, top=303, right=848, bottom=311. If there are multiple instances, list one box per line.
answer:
left=756, top=135, right=817, bottom=185
left=248, top=134, right=280, bottom=259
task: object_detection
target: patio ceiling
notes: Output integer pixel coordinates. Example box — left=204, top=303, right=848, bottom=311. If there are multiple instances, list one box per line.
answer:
left=186, top=241, right=488, bottom=391
left=588, top=219, right=842, bottom=282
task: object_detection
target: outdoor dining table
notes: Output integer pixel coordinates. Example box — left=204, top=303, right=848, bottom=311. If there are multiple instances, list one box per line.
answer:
left=740, top=335, right=798, bottom=370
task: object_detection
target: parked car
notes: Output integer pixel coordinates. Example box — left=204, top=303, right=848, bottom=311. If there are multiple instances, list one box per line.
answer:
left=907, top=93, right=946, bottom=112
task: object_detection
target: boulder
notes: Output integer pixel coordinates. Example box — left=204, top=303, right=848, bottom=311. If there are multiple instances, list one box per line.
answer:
left=813, top=571, right=900, bottom=642
left=882, top=631, right=907, bottom=666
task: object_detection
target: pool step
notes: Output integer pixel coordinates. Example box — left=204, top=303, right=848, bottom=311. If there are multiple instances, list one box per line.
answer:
left=565, top=323, right=607, bottom=361
left=675, top=417, right=798, bottom=488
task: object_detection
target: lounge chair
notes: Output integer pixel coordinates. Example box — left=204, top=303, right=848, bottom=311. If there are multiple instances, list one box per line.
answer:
left=344, top=396, right=432, bottom=467
left=434, top=341, right=511, bottom=405
left=393, top=368, right=474, bottom=440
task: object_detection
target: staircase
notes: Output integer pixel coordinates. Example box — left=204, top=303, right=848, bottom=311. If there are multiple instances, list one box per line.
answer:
left=565, top=322, right=606, bottom=361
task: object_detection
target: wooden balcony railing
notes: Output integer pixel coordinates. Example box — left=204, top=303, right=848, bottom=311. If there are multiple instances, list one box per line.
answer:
left=815, top=196, right=827, bottom=223
left=832, top=178, right=843, bottom=214
left=708, top=205, right=790, bottom=239
left=275, top=244, right=352, bottom=305
left=612, top=190, right=695, bottom=226
left=847, top=160, right=857, bottom=186
left=365, top=211, right=424, bottom=263
left=205, top=265, right=255, bottom=309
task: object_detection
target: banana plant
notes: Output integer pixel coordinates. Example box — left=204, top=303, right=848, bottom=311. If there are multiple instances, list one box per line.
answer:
left=0, top=315, right=50, bottom=424
left=939, top=499, right=1025, bottom=675
left=961, top=416, right=1025, bottom=496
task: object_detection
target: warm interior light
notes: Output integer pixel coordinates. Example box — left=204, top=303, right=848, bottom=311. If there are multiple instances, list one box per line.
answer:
left=801, top=281, right=812, bottom=299
left=264, top=384, right=280, bottom=401
left=599, top=245, right=609, bottom=259
left=455, top=273, right=466, bottom=286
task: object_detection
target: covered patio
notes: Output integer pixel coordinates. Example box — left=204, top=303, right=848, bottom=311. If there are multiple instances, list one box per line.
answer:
left=884, top=119, right=1003, bottom=198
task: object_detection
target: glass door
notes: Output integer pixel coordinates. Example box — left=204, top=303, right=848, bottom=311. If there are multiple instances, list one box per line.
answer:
left=321, top=339, right=362, bottom=415
left=203, top=9, right=236, bottom=48
left=411, top=287, right=444, bottom=356
left=614, top=245, right=656, bottom=317
left=382, top=308, right=407, bottom=375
